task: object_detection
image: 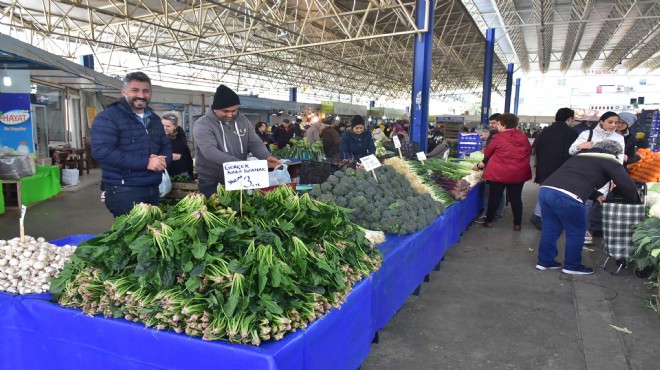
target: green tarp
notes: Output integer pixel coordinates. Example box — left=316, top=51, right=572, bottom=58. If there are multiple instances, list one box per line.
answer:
left=0, top=165, right=61, bottom=214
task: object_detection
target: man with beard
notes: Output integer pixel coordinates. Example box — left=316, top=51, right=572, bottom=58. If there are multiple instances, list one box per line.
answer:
left=91, top=72, right=172, bottom=217
left=193, top=84, right=281, bottom=198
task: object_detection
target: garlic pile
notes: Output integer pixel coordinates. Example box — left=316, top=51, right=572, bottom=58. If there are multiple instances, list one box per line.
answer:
left=0, top=236, right=76, bottom=295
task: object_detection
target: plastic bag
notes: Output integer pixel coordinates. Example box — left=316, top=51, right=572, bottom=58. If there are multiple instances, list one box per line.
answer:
left=0, top=155, right=36, bottom=180
left=61, top=168, right=79, bottom=186
left=268, top=164, right=291, bottom=186
left=159, top=171, right=172, bottom=197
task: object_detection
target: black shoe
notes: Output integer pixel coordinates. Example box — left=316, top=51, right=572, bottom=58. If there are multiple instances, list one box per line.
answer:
left=529, top=215, right=542, bottom=231
left=562, top=265, right=594, bottom=275
left=536, top=261, right=562, bottom=271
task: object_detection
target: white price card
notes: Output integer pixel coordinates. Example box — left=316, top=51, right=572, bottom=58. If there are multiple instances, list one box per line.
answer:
left=392, top=135, right=401, bottom=148
left=416, top=152, right=427, bottom=161
left=223, top=160, right=269, bottom=191
left=20, top=205, right=27, bottom=220
left=360, top=155, right=382, bottom=171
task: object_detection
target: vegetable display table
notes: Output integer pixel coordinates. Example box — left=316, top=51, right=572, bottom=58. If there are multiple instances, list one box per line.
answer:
left=0, top=184, right=483, bottom=369
left=0, top=165, right=61, bottom=214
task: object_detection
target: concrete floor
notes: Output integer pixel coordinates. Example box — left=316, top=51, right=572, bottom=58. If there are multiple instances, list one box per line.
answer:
left=1, top=173, right=659, bottom=369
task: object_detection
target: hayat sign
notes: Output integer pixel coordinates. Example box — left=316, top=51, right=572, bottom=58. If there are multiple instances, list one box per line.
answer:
left=1, top=110, right=31, bottom=125
left=0, top=94, right=34, bottom=154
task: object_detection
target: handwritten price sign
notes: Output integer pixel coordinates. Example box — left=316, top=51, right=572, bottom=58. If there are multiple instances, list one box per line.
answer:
left=223, top=160, right=269, bottom=191
left=360, top=155, right=381, bottom=171
left=392, top=135, right=401, bottom=149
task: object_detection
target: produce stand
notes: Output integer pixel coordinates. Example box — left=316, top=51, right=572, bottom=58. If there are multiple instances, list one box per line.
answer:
left=0, top=184, right=483, bottom=369
left=0, top=165, right=61, bottom=214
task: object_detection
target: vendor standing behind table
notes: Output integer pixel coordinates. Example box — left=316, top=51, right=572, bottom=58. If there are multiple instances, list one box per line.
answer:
left=340, top=115, right=376, bottom=161
left=91, top=71, right=172, bottom=218
left=192, top=84, right=281, bottom=198
left=536, top=140, right=638, bottom=275
left=161, top=113, right=194, bottom=179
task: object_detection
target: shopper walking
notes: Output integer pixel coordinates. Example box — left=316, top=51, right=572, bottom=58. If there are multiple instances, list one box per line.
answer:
left=340, top=115, right=376, bottom=160
left=305, top=120, right=324, bottom=144
left=162, top=113, right=194, bottom=179
left=479, top=113, right=531, bottom=230
left=536, top=140, right=637, bottom=275
left=192, top=84, right=281, bottom=198
left=615, top=112, right=639, bottom=164
left=530, top=108, right=579, bottom=229
left=91, top=72, right=172, bottom=218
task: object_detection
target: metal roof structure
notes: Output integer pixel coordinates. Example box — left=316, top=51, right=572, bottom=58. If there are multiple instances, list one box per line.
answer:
left=0, top=0, right=658, bottom=102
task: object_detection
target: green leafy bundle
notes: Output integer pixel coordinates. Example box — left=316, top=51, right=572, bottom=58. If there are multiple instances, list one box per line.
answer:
left=50, top=186, right=381, bottom=345
left=631, top=217, right=660, bottom=279
left=308, top=166, right=444, bottom=235
left=269, top=138, right=324, bottom=161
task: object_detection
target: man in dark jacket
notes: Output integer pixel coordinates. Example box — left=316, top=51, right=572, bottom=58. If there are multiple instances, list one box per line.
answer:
left=272, top=119, right=295, bottom=148
left=91, top=72, right=172, bottom=217
left=320, top=119, right=341, bottom=159
left=530, top=108, right=579, bottom=229
left=536, top=140, right=637, bottom=275
left=474, top=113, right=504, bottom=222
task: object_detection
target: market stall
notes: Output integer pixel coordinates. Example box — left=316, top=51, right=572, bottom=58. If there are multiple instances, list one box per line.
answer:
left=0, top=165, right=61, bottom=214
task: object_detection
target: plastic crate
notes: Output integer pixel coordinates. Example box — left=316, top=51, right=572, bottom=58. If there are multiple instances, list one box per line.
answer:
left=49, top=234, right=95, bottom=246
left=458, top=133, right=481, bottom=143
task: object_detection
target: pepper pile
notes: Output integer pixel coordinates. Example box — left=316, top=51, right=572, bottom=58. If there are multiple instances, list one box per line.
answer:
left=51, top=186, right=381, bottom=345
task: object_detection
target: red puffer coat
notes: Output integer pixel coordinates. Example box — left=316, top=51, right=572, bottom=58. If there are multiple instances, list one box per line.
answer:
left=483, top=129, right=532, bottom=183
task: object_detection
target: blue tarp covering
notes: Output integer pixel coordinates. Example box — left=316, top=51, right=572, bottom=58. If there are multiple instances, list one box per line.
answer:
left=0, top=184, right=483, bottom=370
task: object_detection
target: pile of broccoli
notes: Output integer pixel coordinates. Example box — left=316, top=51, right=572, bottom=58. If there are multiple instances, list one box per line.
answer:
left=309, top=166, right=445, bottom=235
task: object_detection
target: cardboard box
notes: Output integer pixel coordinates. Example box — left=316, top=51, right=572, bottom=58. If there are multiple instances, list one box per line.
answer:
left=36, top=157, right=52, bottom=166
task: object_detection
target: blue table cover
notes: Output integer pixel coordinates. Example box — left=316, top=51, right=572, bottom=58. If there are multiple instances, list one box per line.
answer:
left=0, top=184, right=483, bottom=370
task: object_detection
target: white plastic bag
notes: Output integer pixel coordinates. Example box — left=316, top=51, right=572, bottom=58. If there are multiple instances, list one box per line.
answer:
left=159, top=171, right=172, bottom=197
left=61, top=168, right=79, bottom=186
left=268, top=164, right=291, bottom=187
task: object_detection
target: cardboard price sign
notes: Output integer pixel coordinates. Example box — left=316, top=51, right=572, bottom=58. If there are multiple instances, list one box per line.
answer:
left=416, top=152, right=427, bottom=161
left=223, top=160, right=269, bottom=191
left=360, top=155, right=381, bottom=171
left=392, top=135, right=401, bottom=149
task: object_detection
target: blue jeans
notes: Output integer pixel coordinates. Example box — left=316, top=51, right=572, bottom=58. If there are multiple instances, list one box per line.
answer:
left=199, top=178, right=221, bottom=199
left=537, top=187, right=588, bottom=270
left=104, top=184, right=159, bottom=218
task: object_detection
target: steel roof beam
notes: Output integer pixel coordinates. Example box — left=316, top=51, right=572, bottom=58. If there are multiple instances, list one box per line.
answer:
left=580, top=0, right=636, bottom=70
left=602, top=1, right=660, bottom=70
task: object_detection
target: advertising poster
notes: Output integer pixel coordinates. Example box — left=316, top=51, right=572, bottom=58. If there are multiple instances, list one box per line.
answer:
left=0, top=93, right=34, bottom=154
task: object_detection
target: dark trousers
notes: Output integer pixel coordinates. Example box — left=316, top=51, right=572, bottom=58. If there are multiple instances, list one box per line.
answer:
left=486, top=182, right=525, bottom=225
left=104, top=184, right=159, bottom=218
left=199, top=178, right=221, bottom=199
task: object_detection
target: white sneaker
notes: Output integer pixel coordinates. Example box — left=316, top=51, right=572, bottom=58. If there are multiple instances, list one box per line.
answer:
left=584, top=231, right=593, bottom=245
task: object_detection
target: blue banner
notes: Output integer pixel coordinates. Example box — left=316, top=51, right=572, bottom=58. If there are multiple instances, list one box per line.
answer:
left=0, top=93, right=34, bottom=154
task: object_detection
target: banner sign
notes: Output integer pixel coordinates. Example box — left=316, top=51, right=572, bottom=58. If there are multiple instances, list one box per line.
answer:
left=223, top=160, right=269, bottom=190
left=0, top=93, right=34, bottom=154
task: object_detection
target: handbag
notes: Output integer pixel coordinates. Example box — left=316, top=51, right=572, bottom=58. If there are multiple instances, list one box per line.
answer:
left=159, top=171, right=172, bottom=197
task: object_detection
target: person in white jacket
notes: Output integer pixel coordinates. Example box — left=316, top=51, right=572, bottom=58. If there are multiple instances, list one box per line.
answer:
left=568, top=111, right=624, bottom=244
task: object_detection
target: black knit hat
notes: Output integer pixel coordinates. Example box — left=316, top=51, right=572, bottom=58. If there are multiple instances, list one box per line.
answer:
left=212, top=84, right=241, bottom=110
left=351, top=115, right=365, bottom=127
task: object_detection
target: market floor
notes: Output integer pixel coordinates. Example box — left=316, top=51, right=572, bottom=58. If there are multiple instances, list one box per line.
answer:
left=1, top=177, right=659, bottom=370
left=362, top=182, right=660, bottom=370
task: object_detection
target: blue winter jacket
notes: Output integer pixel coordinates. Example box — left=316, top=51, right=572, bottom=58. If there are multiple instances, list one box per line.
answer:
left=91, top=99, right=172, bottom=186
left=340, top=130, right=376, bottom=160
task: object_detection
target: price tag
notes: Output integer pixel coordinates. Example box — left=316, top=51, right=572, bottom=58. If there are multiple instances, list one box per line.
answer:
left=19, top=205, right=26, bottom=242
left=416, top=152, right=427, bottom=161
left=223, top=160, right=269, bottom=191
left=360, top=155, right=382, bottom=171
left=392, top=135, right=401, bottom=148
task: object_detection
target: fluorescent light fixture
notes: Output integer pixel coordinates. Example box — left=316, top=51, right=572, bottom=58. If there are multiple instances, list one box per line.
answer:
left=2, top=65, right=11, bottom=87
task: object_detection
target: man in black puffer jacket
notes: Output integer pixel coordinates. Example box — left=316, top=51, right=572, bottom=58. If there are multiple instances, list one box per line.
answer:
left=91, top=72, right=172, bottom=217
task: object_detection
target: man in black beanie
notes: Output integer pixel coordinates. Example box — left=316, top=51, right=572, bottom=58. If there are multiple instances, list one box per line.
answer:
left=193, top=84, right=281, bottom=198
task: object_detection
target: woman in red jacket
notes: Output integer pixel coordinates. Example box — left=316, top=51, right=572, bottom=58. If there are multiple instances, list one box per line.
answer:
left=478, top=113, right=531, bottom=230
